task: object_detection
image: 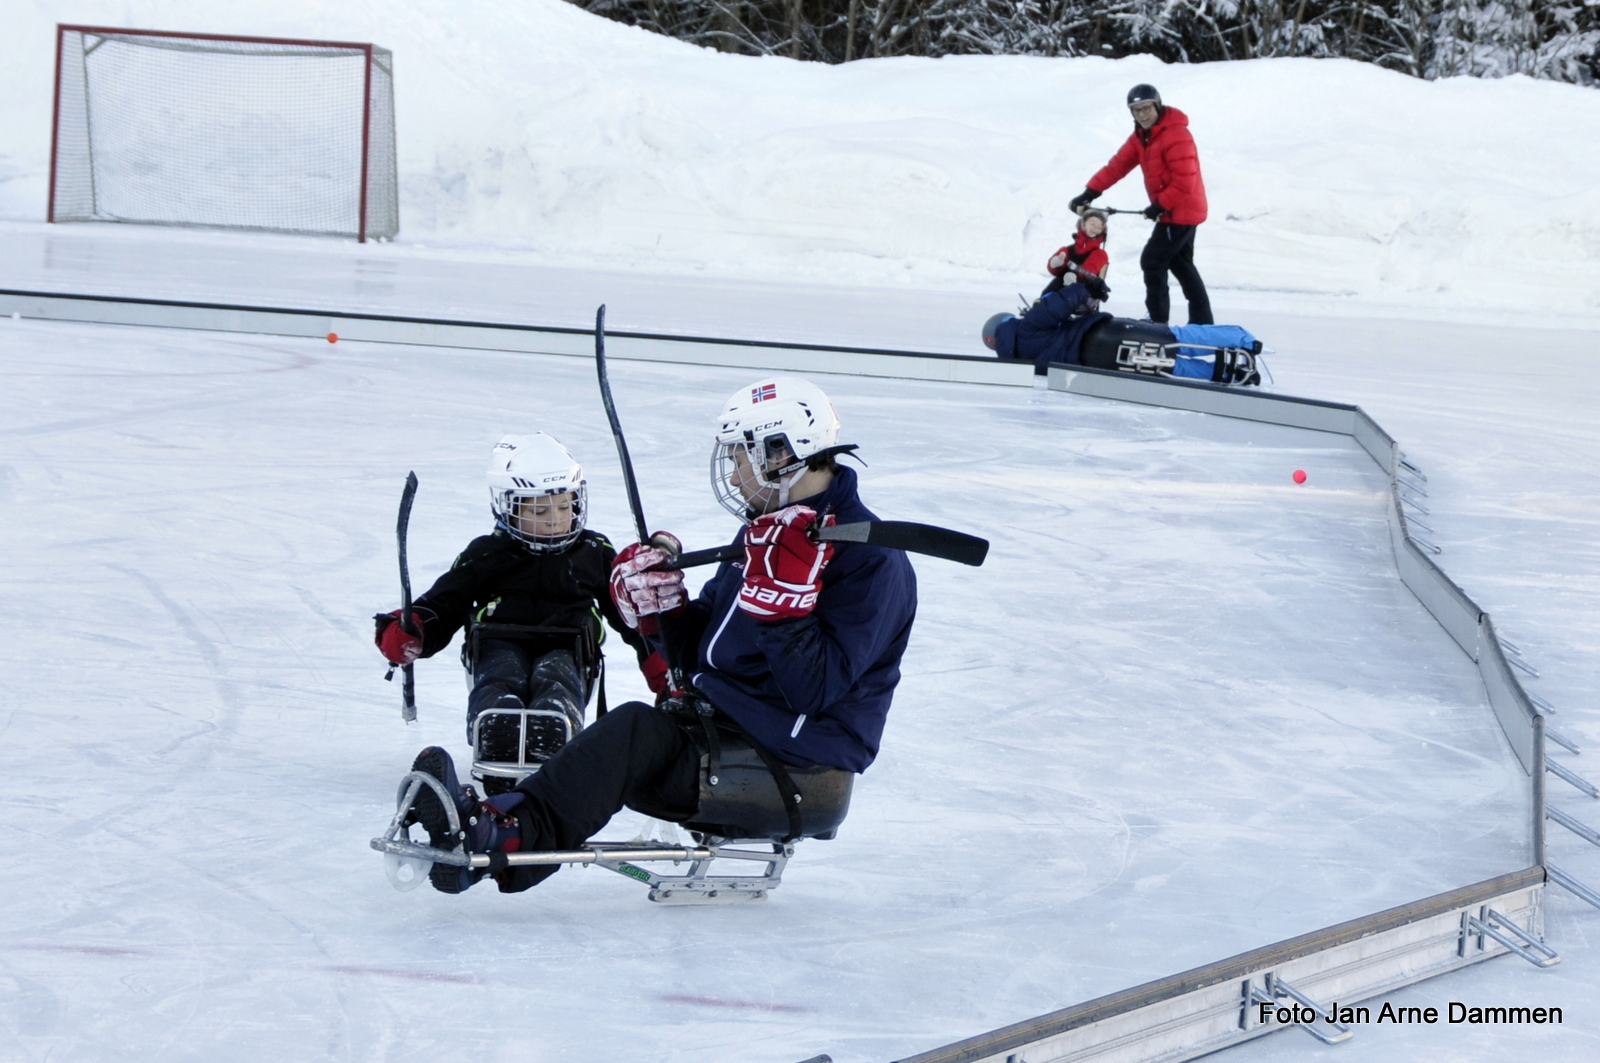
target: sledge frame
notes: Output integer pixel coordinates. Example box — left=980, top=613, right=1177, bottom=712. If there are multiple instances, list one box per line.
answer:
left=371, top=771, right=795, bottom=904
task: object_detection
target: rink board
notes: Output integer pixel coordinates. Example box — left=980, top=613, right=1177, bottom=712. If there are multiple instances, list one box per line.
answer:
left=1047, top=364, right=1542, bottom=781
left=894, top=868, right=1547, bottom=1063
left=0, top=288, right=1035, bottom=388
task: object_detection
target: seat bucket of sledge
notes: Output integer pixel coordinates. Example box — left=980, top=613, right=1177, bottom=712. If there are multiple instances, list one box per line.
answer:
left=684, top=742, right=854, bottom=842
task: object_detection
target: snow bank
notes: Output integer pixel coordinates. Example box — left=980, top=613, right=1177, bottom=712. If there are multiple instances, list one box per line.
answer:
left=3, top=0, right=1599, bottom=320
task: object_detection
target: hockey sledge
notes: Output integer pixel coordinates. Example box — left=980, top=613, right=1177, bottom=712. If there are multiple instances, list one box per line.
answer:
left=372, top=721, right=855, bottom=905
left=1078, top=317, right=1268, bottom=386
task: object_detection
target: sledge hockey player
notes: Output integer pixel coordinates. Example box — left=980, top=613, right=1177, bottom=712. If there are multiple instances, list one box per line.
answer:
left=982, top=287, right=1263, bottom=385
left=986, top=275, right=1112, bottom=372
left=373, top=433, right=651, bottom=795
left=1070, top=84, right=1213, bottom=326
left=396, top=377, right=918, bottom=895
left=1040, top=208, right=1110, bottom=299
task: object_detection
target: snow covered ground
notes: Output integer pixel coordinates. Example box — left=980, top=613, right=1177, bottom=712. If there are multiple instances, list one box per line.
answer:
left=2, top=289, right=1598, bottom=1061
left=5, top=0, right=1600, bottom=325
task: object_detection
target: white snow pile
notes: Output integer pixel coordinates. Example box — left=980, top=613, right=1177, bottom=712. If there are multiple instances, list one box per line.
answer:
left=3, top=0, right=1600, bottom=321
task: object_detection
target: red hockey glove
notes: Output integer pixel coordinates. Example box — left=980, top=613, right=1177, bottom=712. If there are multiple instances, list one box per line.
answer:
left=1046, top=246, right=1071, bottom=277
left=737, top=506, right=835, bottom=621
left=640, top=651, right=671, bottom=703
left=609, top=533, right=686, bottom=635
left=374, top=610, right=425, bottom=665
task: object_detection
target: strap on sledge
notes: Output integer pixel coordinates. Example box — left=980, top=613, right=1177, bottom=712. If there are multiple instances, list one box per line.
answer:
left=676, top=697, right=804, bottom=843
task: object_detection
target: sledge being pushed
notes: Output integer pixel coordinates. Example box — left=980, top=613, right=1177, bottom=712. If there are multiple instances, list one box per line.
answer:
left=983, top=278, right=1268, bottom=387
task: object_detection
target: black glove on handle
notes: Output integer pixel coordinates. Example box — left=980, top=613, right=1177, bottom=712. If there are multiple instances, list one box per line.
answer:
left=1069, top=188, right=1100, bottom=213
left=1142, top=202, right=1164, bottom=220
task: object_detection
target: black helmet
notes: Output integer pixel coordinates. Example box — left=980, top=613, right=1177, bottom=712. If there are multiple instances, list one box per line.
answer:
left=1127, top=84, right=1162, bottom=109
left=982, top=312, right=1014, bottom=351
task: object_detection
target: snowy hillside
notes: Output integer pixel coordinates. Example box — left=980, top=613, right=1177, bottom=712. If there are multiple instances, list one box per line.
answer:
left=3, top=1, right=1599, bottom=322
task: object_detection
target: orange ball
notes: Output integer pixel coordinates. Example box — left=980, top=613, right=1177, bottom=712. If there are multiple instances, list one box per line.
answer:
left=326, top=332, right=339, bottom=344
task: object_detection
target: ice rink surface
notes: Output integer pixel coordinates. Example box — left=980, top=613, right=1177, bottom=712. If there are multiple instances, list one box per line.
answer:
left=3, top=235, right=1599, bottom=1062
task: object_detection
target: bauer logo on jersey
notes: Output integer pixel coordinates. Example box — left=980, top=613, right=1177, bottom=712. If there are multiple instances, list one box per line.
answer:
left=751, top=383, right=778, bottom=403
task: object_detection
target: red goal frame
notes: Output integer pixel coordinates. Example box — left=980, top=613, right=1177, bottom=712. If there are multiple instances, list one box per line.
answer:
left=49, top=25, right=385, bottom=242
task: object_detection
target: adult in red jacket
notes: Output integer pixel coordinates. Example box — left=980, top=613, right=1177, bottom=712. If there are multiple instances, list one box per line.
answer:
left=1070, top=85, right=1213, bottom=326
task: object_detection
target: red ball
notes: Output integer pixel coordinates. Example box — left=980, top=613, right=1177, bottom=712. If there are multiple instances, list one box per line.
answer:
left=1292, top=469, right=1307, bottom=484
left=326, top=332, right=339, bottom=344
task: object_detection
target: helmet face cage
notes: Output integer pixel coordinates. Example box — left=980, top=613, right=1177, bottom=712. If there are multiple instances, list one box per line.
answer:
left=492, top=481, right=586, bottom=552
left=711, top=432, right=807, bottom=520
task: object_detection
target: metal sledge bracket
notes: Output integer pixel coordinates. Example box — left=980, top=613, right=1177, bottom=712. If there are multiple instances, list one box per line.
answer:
left=470, top=706, right=573, bottom=787
left=1115, top=340, right=1177, bottom=374
left=374, top=771, right=471, bottom=891
left=371, top=797, right=799, bottom=903
left=1461, top=907, right=1561, bottom=968
left=1244, top=972, right=1353, bottom=1044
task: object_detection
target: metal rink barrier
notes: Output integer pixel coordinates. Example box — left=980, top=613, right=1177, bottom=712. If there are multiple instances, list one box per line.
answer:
left=894, top=869, right=1549, bottom=1063
left=0, top=288, right=1035, bottom=388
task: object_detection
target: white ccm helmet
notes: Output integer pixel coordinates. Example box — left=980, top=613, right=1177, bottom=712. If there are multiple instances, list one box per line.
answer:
left=486, top=433, right=587, bottom=552
left=711, top=376, right=844, bottom=519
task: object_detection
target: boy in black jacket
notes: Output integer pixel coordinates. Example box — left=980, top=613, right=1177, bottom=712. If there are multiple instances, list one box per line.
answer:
left=374, top=433, right=654, bottom=795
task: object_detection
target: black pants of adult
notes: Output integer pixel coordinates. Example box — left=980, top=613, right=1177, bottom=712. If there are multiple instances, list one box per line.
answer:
left=500, top=700, right=701, bottom=891
left=1141, top=223, right=1213, bottom=325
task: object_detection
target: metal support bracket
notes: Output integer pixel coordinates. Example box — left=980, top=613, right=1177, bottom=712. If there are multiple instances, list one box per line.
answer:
left=1411, top=533, right=1442, bottom=555
left=1463, top=908, right=1560, bottom=968
left=1547, top=759, right=1600, bottom=798
left=1548, top=806, right=1600, bottom=848
left=1547, top=729, right=1581, bottom=755
left=1547, top=865, right=1600, bottom=911
left=1245, top=973, right=1353, bottom=1045
left=1399, top=455, right=1427, bottom=481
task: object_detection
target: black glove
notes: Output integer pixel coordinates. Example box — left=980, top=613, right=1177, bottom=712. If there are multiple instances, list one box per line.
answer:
left=1068, top=188, right=1100, bottom=213
left=1080, top=275, right=1111, bottom=302
left=1142, top=201, right=1164, bottom=221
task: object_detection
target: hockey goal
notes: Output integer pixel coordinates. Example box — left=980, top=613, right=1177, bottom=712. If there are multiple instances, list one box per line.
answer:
left=49, top=25, right=398, bottom=242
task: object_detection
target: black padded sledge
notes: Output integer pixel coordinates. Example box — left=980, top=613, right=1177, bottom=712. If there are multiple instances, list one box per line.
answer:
left=1078, top=317, right=1178, bottom=372
left=684, top=736, right=855, bottom=842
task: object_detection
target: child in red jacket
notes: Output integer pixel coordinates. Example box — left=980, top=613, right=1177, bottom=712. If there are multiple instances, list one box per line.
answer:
left=1042, top=208, right=1109, bottom=298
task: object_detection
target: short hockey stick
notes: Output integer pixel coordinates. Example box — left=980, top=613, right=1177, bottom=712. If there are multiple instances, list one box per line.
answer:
left=389, top=470, right=420, bottom=723
left=670, top=520, right=988, bottom=570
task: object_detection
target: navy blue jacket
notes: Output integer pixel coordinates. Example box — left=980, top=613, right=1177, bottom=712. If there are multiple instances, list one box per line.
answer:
left=995, top=283, right=1111, bottom=374
left=672, top=466, right=917, bottom=773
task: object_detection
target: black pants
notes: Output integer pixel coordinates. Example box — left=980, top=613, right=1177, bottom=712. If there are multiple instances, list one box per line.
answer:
left=1140, top=223, right=1212, bottom=325
left=501, top=701, right=701, bottom=891
left=467, top=640, right=585, bottom=744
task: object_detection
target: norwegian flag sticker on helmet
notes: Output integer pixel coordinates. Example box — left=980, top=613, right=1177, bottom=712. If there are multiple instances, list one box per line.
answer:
left=752, top=382, right=777, bottom=403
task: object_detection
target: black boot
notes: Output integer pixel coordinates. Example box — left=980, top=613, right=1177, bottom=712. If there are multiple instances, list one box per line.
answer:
left=409, top=747, right=524, bottom=894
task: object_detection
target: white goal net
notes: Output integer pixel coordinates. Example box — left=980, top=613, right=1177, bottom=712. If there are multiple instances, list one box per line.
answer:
left=50, top=26, right=398, bottom=242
